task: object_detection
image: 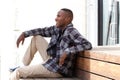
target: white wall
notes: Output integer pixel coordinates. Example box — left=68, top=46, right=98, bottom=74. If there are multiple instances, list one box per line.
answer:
left=86, top=0, right=98, bottom=46
left=0, top=0, right=16, bottom=80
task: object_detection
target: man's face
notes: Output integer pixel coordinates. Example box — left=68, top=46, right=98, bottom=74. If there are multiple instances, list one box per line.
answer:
left=55, top=10, right=68, bottom=28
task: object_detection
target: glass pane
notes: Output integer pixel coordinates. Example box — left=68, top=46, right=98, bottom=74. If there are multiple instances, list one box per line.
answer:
left=103, top=0, right=120, bottom=45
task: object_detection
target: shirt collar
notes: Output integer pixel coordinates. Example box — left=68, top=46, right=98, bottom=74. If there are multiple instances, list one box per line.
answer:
left=61, top=23, right=73, bottom=33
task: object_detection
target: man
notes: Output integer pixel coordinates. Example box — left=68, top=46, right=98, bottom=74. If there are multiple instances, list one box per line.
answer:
left=9, top=8, right=92, bottom=80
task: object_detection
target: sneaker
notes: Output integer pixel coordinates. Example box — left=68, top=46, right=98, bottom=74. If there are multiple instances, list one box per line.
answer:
left=9, top=66, right=20, bottom=72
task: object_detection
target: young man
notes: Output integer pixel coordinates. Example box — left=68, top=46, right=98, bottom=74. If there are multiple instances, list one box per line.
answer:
left=9, top=8, right=92, bottom=80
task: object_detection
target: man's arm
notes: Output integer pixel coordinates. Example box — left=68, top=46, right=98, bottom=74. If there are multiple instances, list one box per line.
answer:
left=16, top=26, right=56, bottom=48
left=64, top=29, right=92, bottom=55
left=23, top=26, right=56, bottom=37
left=59, top=29, right=92, bottom=66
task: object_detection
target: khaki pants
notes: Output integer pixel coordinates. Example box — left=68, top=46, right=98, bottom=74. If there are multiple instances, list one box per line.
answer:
left=9, top=35, right=62, bottom=80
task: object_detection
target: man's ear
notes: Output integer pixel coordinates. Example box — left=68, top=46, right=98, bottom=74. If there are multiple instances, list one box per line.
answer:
left=65, top=17, right=71, bottom=22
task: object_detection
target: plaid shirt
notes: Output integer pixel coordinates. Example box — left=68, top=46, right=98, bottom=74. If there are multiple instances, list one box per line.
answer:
left=24, top=23, right=92, bottom=77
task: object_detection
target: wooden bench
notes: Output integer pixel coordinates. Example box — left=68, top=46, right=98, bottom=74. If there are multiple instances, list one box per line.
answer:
left=21, top=46, right=120, bottom=80
left=76, top=46, right=120, bottom=80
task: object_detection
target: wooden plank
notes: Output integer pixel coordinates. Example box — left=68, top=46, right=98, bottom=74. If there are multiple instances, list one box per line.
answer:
left=75, top=69, right=112, bottom=80
left=78, top=47, right=120, bottom=64
left=76, top=57, right=120, bottom=80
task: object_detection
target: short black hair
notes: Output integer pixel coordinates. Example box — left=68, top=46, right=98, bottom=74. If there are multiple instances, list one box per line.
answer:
left=61, top=8, right=73, bottom=20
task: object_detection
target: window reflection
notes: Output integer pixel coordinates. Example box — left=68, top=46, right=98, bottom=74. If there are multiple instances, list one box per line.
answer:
left=103, top=0, right=120, bottom=45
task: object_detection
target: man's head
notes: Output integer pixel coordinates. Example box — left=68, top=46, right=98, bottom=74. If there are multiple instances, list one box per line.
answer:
left=55, top=8, right=73, bottom=29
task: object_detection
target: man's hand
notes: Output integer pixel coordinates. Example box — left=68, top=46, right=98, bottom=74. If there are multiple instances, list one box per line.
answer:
left=16, top=32, right=25, bottom=48
left=59, top=52, right=67, bottom=66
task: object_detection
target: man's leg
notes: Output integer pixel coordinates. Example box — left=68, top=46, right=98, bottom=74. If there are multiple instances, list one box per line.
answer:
left=22, top=35, right=49, bottom=65
left=33, top=35, right=50, bottom=61
left=9, top=36, right=62, bottom=80
left=9, top=64, right=62, bottom=80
